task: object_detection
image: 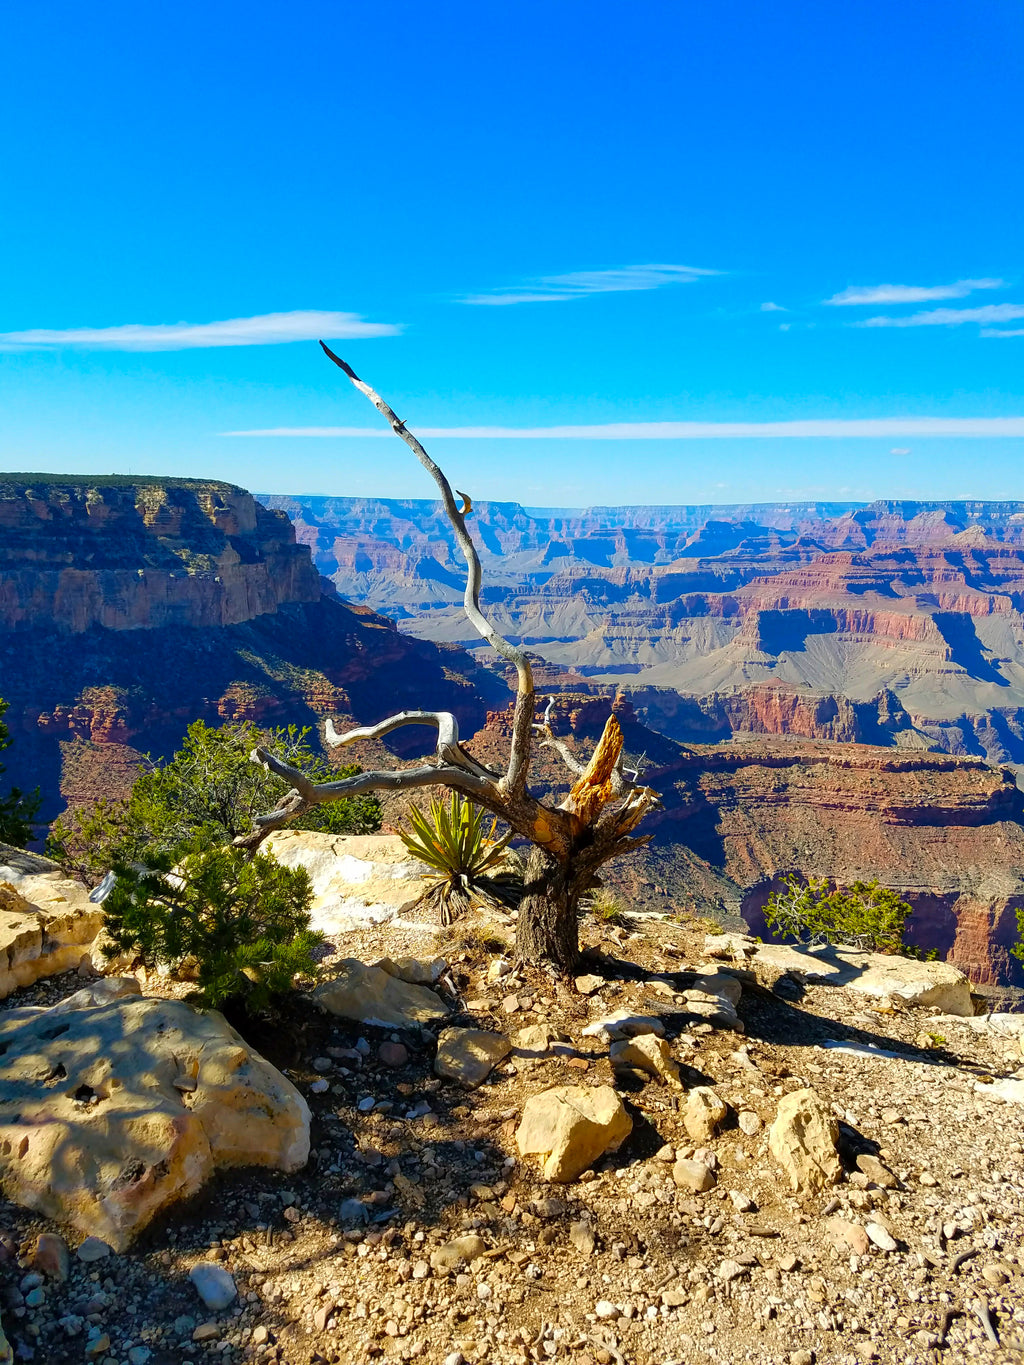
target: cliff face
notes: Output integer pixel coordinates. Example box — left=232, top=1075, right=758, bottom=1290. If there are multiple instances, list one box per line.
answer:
left=263, top=494, right=1024, bottom=769
left=0, top=477, right=509, bottom=819
left=466, top=695, right=1024, bottom=987
left=0, top=477, right=320, bottom=632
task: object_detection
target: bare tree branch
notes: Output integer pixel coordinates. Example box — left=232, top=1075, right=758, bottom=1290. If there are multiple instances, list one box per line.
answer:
left=234, top=748, right=498, bottom=850
left=325, top=710, right=496, bottom=780
left=533, top=699, right=586, bottom=777
left=319, top=343, right=535, bottom=796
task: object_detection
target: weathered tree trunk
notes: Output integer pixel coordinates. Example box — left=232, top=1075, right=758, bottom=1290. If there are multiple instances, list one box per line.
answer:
left=515, top=845, right=579, bottom=971
left=240, top=352, right=660, bottom=977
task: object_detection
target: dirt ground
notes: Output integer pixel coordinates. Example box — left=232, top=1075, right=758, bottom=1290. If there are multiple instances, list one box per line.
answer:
left=2, top=903, right=1023, bottom=1365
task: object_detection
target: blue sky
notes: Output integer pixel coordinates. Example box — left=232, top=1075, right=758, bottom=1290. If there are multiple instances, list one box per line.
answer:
left=1, top=1, right=1022, bottom=506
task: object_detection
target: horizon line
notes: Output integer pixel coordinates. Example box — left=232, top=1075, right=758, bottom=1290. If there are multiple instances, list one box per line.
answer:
left=224, top=416, right=1024, bottom=440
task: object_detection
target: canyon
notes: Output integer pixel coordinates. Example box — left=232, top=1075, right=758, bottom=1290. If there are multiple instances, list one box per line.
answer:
left=0, top=477, right=1022, bottom=987
left=262, top=494, right=1024, bottom=768
left=0, top=477, right=506, bottom=818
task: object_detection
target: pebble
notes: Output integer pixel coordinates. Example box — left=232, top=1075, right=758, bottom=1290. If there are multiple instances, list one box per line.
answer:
left=77, top=1236, right=112, bottom=1263
left=189, top=1262, right=238, bottom=1311
left=983, top=1264, right=1011, bottom=1286
left=865, top=1222, right=898, bottom=1252
left=574, top=974, right=604, bottom=995
left=24, top=1286, right=44, bottom=1308
left=673, top=1158, right=716, bottom=1192
left=128, top=1348, right=152, bottom=1364
left=309, top=1078, right=329, bottom=1093
left=378, top=1041, right=409, bottom=1068
left=29, top=1231, right=69, bottom=1281
left=86, top=1335, right=111, bottom=1358
left=570, top=1221, right=596, bottom=1256
left=738, top=1109, right=762, bottom=1135
left=790, top=1352, right=815, bottom=1365
left=357, top=1095, right=376, bottom=1112
left=729, top=1190, right=755, bottom=1213
left=595, top=1299, right=619, bottom=1319
left=777, top=1253, right=800, bottom=1272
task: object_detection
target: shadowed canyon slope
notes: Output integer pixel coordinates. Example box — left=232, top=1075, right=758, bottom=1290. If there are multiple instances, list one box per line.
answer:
left=464, top=693, right=1024, bottom=988
left=0, top=477, right=506, bottom=818
left=262, top=495, right=1024, bottom=767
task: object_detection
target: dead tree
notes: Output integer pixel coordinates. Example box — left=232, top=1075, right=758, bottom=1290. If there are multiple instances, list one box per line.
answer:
left=237, top=344, right=659, bottom=971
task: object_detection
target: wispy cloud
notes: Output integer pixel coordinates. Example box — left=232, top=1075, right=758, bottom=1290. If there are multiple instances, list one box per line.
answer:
left=0, top=310, right=398, bottom=352
left=858, top=303, right=1024, bottom=329
left=462, top=264, right=719, bottom=306
left=890, top=447, right=912, bottom=455
left=981, top=327, right=1024, bottom=338
left=225, top=417, right=1024, bottom=439
left=760, top=301, right=786, bottom=312
left=825, top=278, right=1006, bottom=306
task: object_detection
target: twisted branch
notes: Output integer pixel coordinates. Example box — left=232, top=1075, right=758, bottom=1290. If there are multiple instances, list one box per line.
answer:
left=319, top=343, right=535, bottom=796
left=325, top=710, right=496, bottom=781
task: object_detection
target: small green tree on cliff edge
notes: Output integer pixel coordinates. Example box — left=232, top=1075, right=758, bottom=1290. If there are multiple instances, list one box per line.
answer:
left=0, top=698, right=41, bottom=848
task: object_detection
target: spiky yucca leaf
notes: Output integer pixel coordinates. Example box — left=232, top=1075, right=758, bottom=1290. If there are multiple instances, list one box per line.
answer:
left=399, top=792, right=519, bottom=924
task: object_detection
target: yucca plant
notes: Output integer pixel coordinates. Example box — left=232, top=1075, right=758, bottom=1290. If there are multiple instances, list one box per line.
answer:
left=399, top=791, right=522, bottom=924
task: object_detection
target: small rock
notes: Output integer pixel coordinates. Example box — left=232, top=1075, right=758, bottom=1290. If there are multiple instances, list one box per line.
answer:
left=574, top=974, right=604, bottom=996
left=128, top=1348, right=151, bottom=1365
left=357, top=1095, right=376, bottom=1112
left=430, top=1235, right=487, bottom=1271
left=610, top=1034, right=682, bottom=1087
left=486, top=958, right=511, bottom=983
left=777, top=1253, right=800, bottom=1272
left=684, top=1086, right=728, bottom=1142
left=769, top=1088, right=842, bottom=1193
left=716, top=1258, right=747, bottom=1282
left=582, top=1009, right=666, bottom=1042
left=309, top=1079, right=329, bottom=1094
left=76, top=1237, right=112, bottom=1263
left=378, top=1041, right=409, bottom=1069
left=856, top=1153, right=898, bottom=1188
left=864, top=1222, right=897, bottom=1252
left=340, top=1198, right=369, bottom=1225
left=189, top=1262, right=237, bottom=1311
left=312, top=1056, right=332, bottom=1071
left=570, top=1220, right=596, bottom=1256
left=86, top=1335, right=111, bottom=1358
left=737, top=1110, right=762, bottom=1136
left=790, top=1352, right=815, bottom=1365
left=517, top=1085, right=632, bottom=1182
left=982, top=1264, right=1011, bottom=1287
left=24, top=1286, right=44, bottom=1308
left=729, top=1190, right=755, bottom=1213
left=594, top=1300, right=619, bottom=1319
left=443, top=1353, right=465, bottom=1365
left=434, top=1027, right=511, bottom=1088
left=827, top=1216, right=870, bottom=1256
left=672, top=1159, right=716, bottom=1193
left=532, top=1197, right=566, bottom=1219
left=192, top=1322, right=221, bottom=1341
left=29, top=1232, right=69, bottom=1281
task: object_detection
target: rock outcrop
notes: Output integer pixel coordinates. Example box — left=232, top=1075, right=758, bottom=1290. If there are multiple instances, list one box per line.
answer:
left=0, top=842, right=103, bottom=998
left=0, top=996, right=310, bottom=1249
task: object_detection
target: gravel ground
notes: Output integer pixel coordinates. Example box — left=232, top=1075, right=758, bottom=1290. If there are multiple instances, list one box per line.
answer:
left=1, top=911, right=1023, bottom=1365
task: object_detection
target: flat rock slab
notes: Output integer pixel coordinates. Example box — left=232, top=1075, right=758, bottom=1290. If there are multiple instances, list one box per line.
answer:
left=315, top=958, right=449, bottom=1030
left=0, top=997, right=309, bottom=1250
left=0, top=844, right=104, bottom=999
left=265, top=831, right=434, bottom=936
left=582, top=1009, right=666, bottom=1042
left=704, top=932, right=973, bottom=1016
left=434, top=1027, right=511, bottom=1088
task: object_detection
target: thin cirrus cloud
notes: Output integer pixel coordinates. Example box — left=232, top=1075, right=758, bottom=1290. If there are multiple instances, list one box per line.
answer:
left=461, top=263, right=720, bottom=306
left=225, top=417, right=1024, bottom=440
left=824, top=279, right=1006, bottom=306
left=0, top=310, right=399, bottom=352
left=858, top=303, right=1024, bottom=330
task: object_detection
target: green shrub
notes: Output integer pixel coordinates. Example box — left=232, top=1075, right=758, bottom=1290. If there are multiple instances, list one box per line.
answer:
left=0, top=697, right=41, bottom=848
left=764, top=874, right=922, bottom=956
left=399, top=791, right=521, bottom=924
left=101, top=838, right=320, bottom=1011
left=47, top=719, right=381, bottom=884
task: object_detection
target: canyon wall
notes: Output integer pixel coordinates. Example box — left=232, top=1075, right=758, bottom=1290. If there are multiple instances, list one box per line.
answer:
left=262, top=494, right=1024, bottom=767
left=0, top=478, right=507, bottom=819
left=466, top=694, right=1024, bottom=988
